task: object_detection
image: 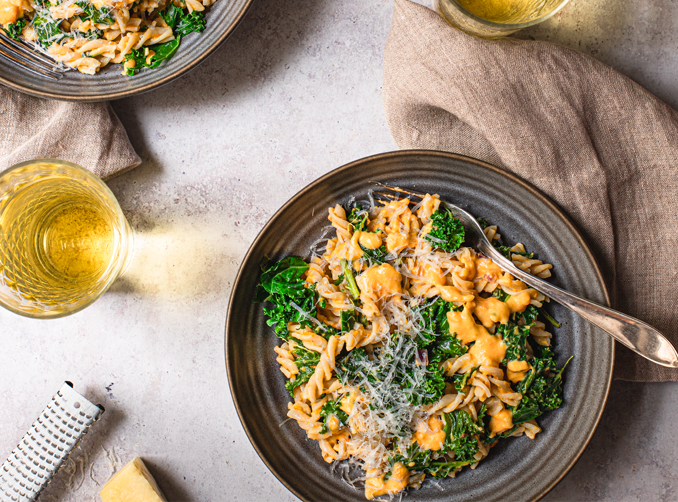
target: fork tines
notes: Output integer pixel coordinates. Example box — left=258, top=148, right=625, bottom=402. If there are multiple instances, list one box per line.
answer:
left=373, top=183, right=426, bottom=204
left=0, top=32, right=64, bottom=80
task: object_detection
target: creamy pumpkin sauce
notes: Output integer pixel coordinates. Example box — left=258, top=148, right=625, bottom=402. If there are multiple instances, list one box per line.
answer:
left=506, top=290, right=534, bottom=312
left=468, top=331, right=507, bottom=369
left=339, top=391, right=357, bottom=415
left=457, top=251, right=476, bottom=280
left=438, top=285, right=476, bottom=303
left=0, top=0, right=20, bottom=26
left=423, top=263, right=446, bottom=286
left=447, top=305, right=506, bottom=368
left=357, top=231, right=382, bottom=250
left=325, top=415, right=339, bottom=432
left=365, top=463, right=410, bottom=500
left=507, top=360, right=531, bottom=383
left=331, top=233, right=364, bottom=262
left=473, top=296, right=511, bottom=327
left=489, top=408, right=513, bottom=436
left=476, top=257, right=503, bottom=283
left=368, top=198, right=420, bottom=254
left=434, top=253, right=539, bottom=372
left=414, top=416, right=446, bottom=451
left=357, top=263, right=402, bottom=299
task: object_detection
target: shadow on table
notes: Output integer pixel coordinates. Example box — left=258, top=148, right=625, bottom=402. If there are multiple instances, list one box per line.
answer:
left=39, top=396, right=125, bottom=501
left=144, top=458, right=196, bottom=502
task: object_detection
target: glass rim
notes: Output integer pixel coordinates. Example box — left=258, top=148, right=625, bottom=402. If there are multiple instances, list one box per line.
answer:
left=445, top=0, right=571, bottom=30
left=0, top=158, right=132, bottom=319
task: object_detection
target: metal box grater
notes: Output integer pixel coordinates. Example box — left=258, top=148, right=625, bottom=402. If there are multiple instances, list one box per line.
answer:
left=0, top=382, right=104, bottom=502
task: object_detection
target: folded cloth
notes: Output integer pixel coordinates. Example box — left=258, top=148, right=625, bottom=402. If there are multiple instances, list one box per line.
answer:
left=0, top=87, right=140, bottom=180
left=383, top=0, right=678, bottom=382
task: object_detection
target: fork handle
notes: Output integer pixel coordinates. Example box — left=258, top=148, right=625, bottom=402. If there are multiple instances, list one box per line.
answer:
left=478, top=242, right=678, bottom=368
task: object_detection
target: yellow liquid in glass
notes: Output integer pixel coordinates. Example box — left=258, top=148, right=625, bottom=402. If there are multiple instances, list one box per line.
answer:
left=456, top=0, right=557, bottom=23
left=42, top=202, right=114, bottom=280
left=0, top=176, right=117, bottom=306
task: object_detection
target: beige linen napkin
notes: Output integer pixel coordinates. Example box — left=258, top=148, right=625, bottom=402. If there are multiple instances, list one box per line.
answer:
left=383, top=0, right=678, bottom=382
left=0, top=87, right=140, bottom=180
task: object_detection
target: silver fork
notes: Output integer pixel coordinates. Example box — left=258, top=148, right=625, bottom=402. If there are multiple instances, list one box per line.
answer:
left=0, top=31, right=64, bottom=80
left=376, top=183, right=678, bottom=368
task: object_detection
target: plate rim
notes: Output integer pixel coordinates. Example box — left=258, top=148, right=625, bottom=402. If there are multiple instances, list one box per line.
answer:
left=224, top=149, right=615, bottom=502
left=0, top=0, right=254, bottom=102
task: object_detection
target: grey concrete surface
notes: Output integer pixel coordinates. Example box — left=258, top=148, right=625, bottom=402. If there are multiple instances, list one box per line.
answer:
left=0, top=0, right=676, bottom=501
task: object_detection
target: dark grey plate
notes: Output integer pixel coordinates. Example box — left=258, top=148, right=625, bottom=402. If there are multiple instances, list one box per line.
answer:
left=225, top=150, right=614, bottom=502
left=0, top=0, right=252, bottom=101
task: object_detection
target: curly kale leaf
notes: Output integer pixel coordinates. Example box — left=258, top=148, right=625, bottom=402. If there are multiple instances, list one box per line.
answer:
left=511, top=348, right=572, bottom=425
left=76, top=2, right=114, bottom=24
left=477, top=217, right=490, bottom=229
left=415, top=299, right=467, bottom=398
left=261, top=287, right=316, bottom=338
left=257, top=256, right=310, bottom=298
left=160, top=3, right=182, bottom=28
left=336, top=347, right=372, bottom=385
left=493, top=287, right=559, bottom=327
left=283, top=341, right=321, bottom=396
left=430, top=331, right=466, bottom=363
left=336, top=334, right=445, bottom=406
left=496, top=245, right=534, bottom=259
left=493, top=287, right=510, bottom=302
left=122, top=38, right=181, bottom=75
left=528, top=357, right=572, bottom=412
left=517, top=304, right=539, bottom=325
left=388, top=336, right=446, bottom=406
left=450, top=366, right=478, bottom=392
left=442, top=409, right=484, bottom=464
left=5, top=19, right=25, bottom=40
left=390, top=427, right=477, bottom=479
left=255, top=256, right=318, bottom=339
left=498, top=322, right=532, bottom=364
left=175, top=10, right=206, bottom=37
left=348, top=205, right=369, bottom=232
left=416, top=297, right=465, bottom=349
left=425, top=208, right=465, bottom=252
left=417, top=297, right=453, bottom=347
left=160, top=4, right=206, bottom=35
left=33, top=10, right=70, bottom=48
left=422, top=364, right=446, bottom=405
left=390, top=443, right=434, bottom=473
left=319, top=398, right=348, bottom=434
left=393, top=442, right=470, bottom=479
left=340, top=309, right=357, bottom=332
left=359, top=243, right=388, bottom=265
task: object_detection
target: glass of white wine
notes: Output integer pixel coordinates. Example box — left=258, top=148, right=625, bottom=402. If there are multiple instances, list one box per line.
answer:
left=437, top=0, right=570, bottom=38
left=0, top=159, right=133, bottom=318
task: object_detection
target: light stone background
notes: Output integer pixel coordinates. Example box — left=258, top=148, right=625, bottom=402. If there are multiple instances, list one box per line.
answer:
left=1, top=0, right=677, bottom=500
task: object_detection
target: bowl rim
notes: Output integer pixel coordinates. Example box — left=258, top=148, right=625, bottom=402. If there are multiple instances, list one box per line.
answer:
left=224, top=149, right=614, bottom=501
left=0, top=0, right=253, bottom=102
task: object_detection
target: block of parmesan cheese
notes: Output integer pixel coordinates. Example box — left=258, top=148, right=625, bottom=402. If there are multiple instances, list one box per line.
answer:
left=100, top=457, right=168, bottom=502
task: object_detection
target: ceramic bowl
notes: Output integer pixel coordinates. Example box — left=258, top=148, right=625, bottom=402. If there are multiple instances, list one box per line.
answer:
left=0, top=0, right=252, bottom=101
left=225, top=150, right=614, bottom=502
